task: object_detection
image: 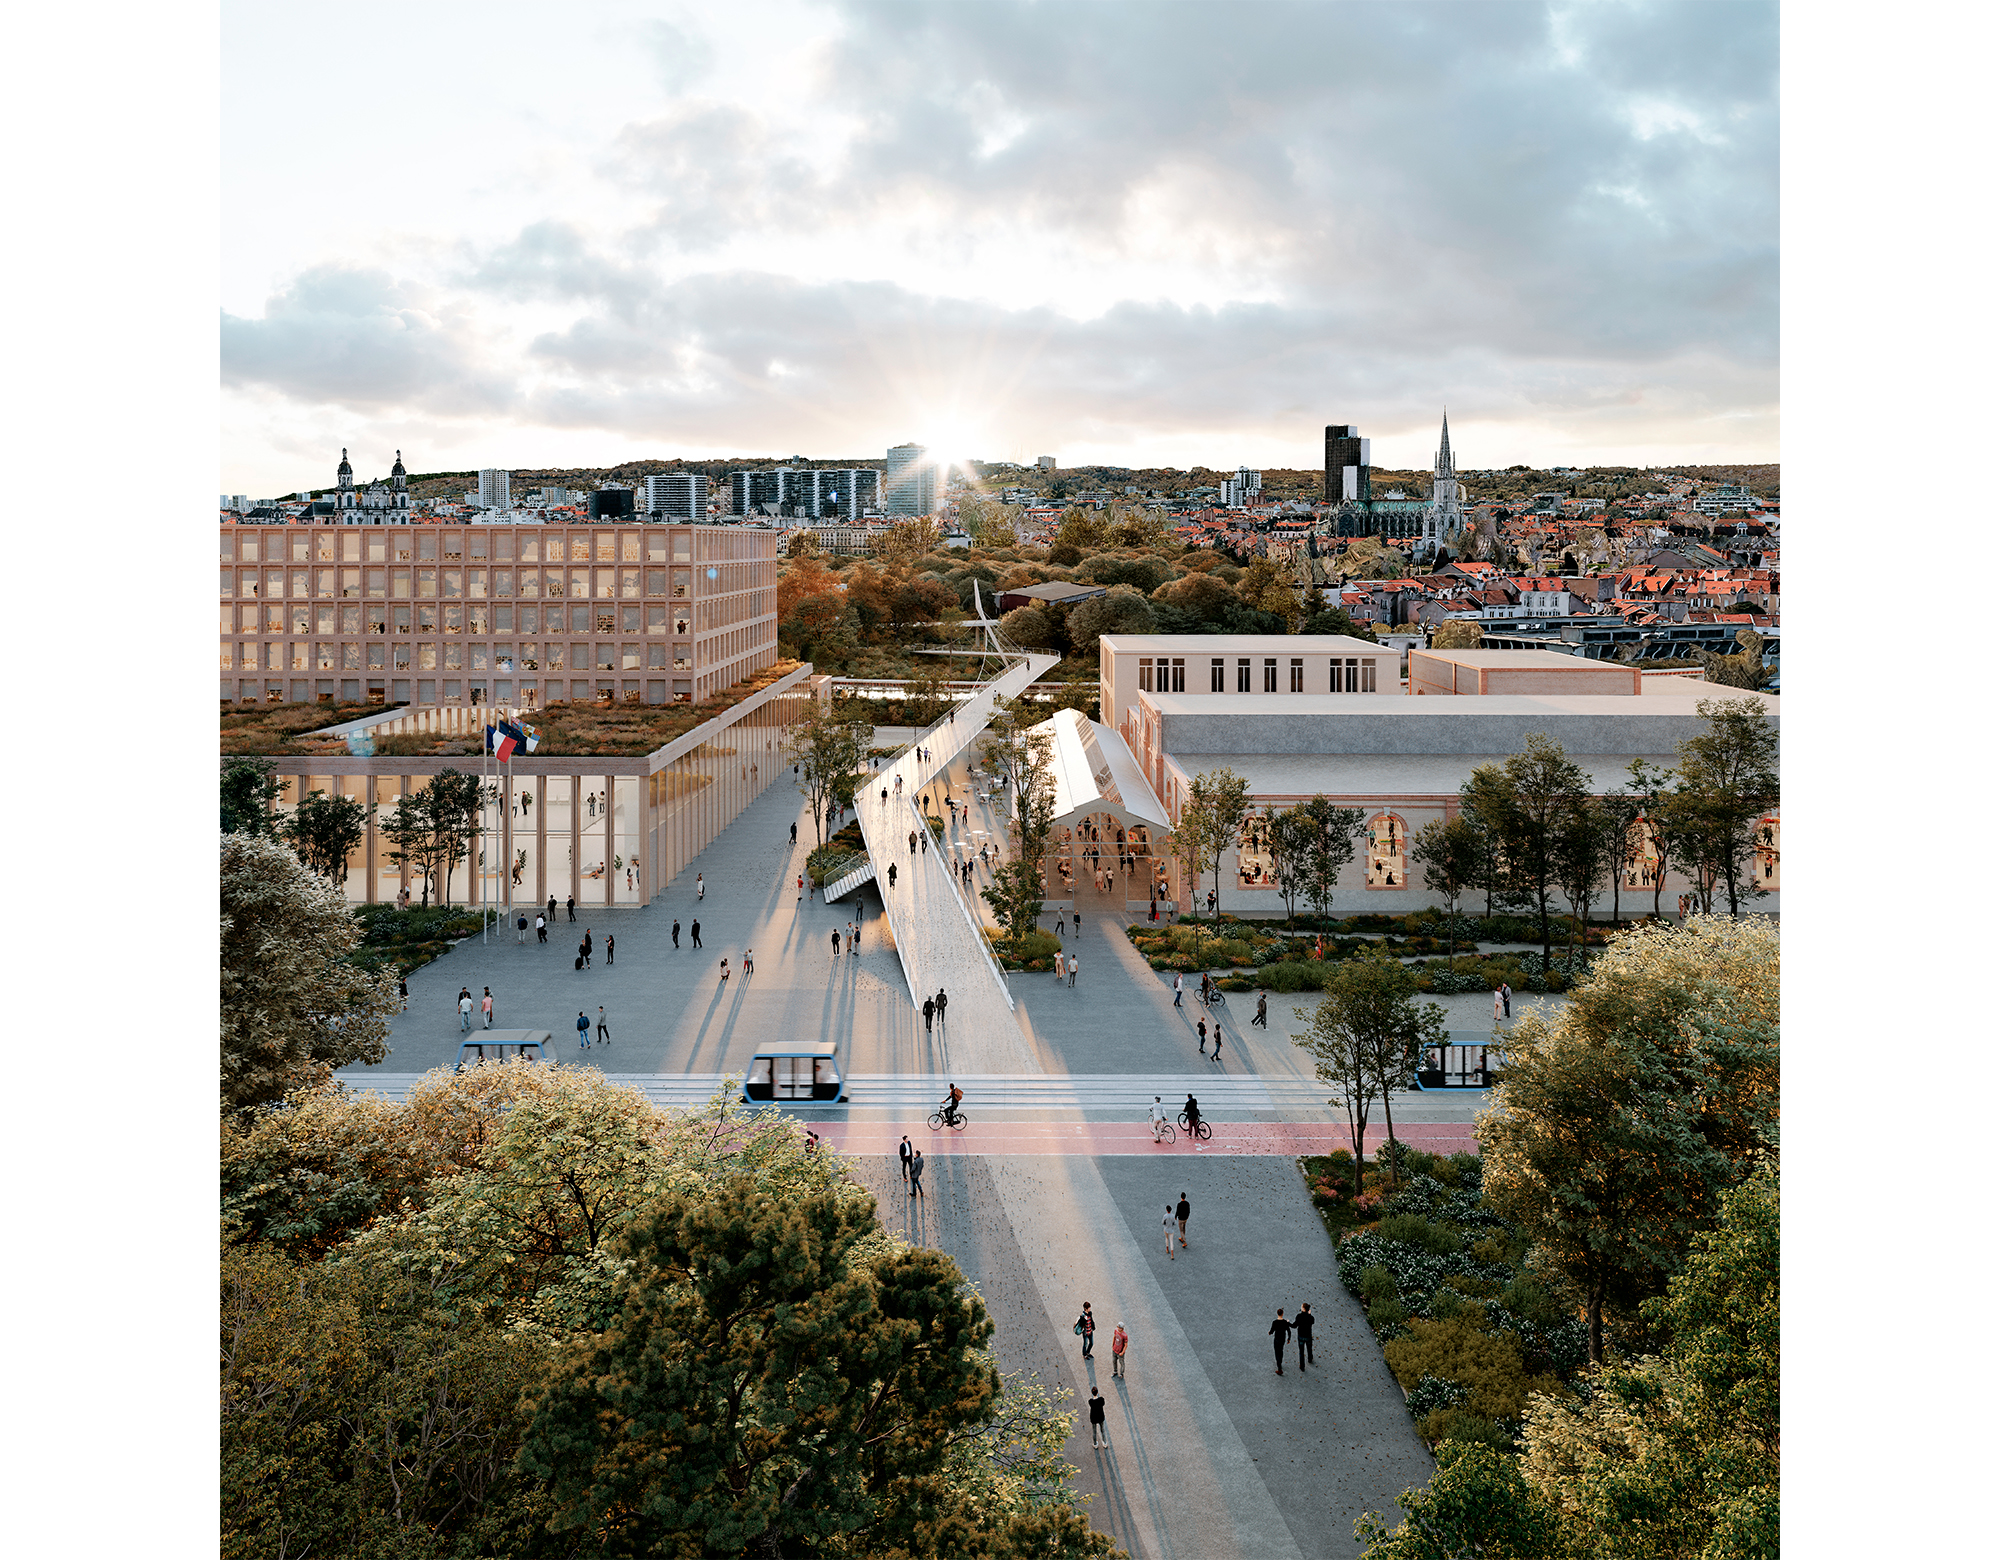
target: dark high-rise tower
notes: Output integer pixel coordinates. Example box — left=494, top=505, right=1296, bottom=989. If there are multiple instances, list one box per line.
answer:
left=1325, top=425, right=1371, bottom=505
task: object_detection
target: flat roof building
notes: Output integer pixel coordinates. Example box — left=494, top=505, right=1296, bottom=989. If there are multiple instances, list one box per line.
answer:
left=221, top=521, right=777, bottom=710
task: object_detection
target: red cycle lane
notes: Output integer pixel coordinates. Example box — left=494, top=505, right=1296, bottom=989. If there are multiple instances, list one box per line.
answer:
left=811, top=1121, right=1478, bottom=1157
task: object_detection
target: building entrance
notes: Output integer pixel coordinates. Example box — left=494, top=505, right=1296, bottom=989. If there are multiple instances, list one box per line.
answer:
left=1044, top=813, right=1165, bottom=913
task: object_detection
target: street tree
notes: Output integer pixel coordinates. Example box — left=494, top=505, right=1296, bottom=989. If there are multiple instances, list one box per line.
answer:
left=1667, top=698, right=1780, bottom=917
left=380, top=769, right=489, bottom=907
left=1263, top=804, right=1315, bottom=927
left=1315, top=952, right=1446, bottom=1187
left=1408, top=815, right=1483, bottom=957
left=1355, top=1441, right=1561, bottom=1560
left=792, top=707, right=870, bottom=845
left=1553, top=794, right=1612, bottom=967
left=1463, top=733, right=1591, bottom=968
left=221, top=833, right=397, bottom=1112
left=1299, top=795, right=1366, bottom=921
left=1477, top=916, right=1779, bottom=1362
left=1621, top=758, right=1677, bottom=919
left=222, top=757, right=285, bottom=835
left=1190, top=767, right=1252, bottom=923
left=280, top=788, right=367, bottom=886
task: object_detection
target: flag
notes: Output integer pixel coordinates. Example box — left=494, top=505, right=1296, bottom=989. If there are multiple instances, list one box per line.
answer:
left=519, top=721, right=540, bottom=754
left=486, top=722, right=519, bottom=761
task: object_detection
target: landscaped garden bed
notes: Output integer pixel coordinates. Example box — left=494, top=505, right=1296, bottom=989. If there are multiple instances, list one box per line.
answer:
left=1299, top=1146, right=1590, bottom=1453
left=1127, top=916, right=1605, bottom=993
left=350, top=903, right=488, bottom=977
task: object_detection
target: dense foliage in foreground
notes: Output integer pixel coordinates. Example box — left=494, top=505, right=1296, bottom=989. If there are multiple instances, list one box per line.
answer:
left=222, top=1067, right=1116, bottom=1560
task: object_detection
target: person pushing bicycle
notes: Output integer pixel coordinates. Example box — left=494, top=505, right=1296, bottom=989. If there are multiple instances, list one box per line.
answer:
left=1182, top=1093, right=1202, bottom=1138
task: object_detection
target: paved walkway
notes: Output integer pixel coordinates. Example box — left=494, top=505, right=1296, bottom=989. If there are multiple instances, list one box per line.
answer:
left=853, top=1153, right=1434, bottom=1560
left=854, top=653, right=1058, bottom=1071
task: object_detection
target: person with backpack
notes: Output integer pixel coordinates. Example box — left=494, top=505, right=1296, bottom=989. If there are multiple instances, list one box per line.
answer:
left=1075, top=1303, right=1095, bottom=1358
left=576, top=1011, right=591, bottom=1049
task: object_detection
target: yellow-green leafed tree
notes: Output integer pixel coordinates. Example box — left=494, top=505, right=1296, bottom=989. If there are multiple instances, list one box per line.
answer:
left=1478, top=916, right=1778, bottom=1363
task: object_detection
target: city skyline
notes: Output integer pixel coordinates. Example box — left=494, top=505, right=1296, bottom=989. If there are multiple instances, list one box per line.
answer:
left=221, top=0, right=1777, bottom=495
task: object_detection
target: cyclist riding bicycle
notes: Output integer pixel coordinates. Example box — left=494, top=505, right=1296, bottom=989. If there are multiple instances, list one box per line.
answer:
left=1183, top=1093, right=1202, bottom=1137
left=940, top=1083, right=964, bottom=1126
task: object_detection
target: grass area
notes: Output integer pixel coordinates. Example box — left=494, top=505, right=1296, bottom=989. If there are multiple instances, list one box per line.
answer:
left=220, top=661, right=804, bottom=759
left=1299, top=1147, right=1591, bottom=1453
left=220, top=700, right=404, bottom=757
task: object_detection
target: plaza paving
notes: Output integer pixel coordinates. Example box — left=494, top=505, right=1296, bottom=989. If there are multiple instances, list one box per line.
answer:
left=341, top=770, right=1561, bottom=1556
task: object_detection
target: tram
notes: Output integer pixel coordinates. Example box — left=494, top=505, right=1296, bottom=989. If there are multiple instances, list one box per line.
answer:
left=743, top=1040, right=846, bottom=1103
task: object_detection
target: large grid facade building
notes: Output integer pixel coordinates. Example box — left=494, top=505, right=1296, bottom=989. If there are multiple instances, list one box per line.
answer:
left=1325, top=425, right=1371, bottom=505
left=221, top=522, right=778, bottom=709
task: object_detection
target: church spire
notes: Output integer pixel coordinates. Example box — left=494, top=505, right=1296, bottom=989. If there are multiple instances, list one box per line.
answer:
left=1436, top=409, right=1453, bottom=480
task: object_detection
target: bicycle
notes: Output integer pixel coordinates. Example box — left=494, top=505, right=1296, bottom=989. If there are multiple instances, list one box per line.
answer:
left=1177, top=1111, right=1213, bottom=1142
left=1150, top=1116, right=1177, bottom=1144
left=928, top=1107, right=968, bottom=1132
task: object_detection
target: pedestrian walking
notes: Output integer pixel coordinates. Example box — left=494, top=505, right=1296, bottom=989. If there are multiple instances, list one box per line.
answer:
left=1501, top=982, right=1512, bottom=1019
left=719, top=956, right=730, bottom=985
left=1253, top=991, right=1267, bottom=1028
left=922, top=996, right=935, bottom=1034
left=1068, top=952, right=1078, bottom=987
left=1270, top=1308, right=1292, bottom=1375
left=1196, top=1016, right=1208, bottom=1055
left=1173, top=972, right=1184, bottom=1007
left=851, top=921, right=860, bottom=955
left=481, top=988, right=494, bottom=1029
left=909, top=828, right=918, bottom=854
left=1110, top=1325, right=1128, bottom=1380
left=672, top=918, right=681, bottom=948
left=898, top=1135, right=913, bottom=1185
left=606, top=934, right=615, bottom=966
left=581, top=932, right=592, bottom=967
left=887, top=863, right=897, bottom=889
left=1295, top=1303, right=1315, bottom=1368
left=790, top=821, right=797, bottom=844
left=1163, top=1204, right=1176, bottom=1259
left=596, top=1006, right=611, bottom=1045
left=935, top=988, right=948, bottom=1027
left=691, top=919, right=702, bottom=948
left=742, top=948, right=754, bottom=976
left=397, top=976, right=409, bottom=1012
left=1076, top=1303, right=1095, bottom=1357
left=910, top=1147, right=925, bottom=1198
left=577, top=1011, right=591, bottom=1049
left=566, top=896, right=575, bottom=923
left=459, top=991, right=474, bottom=1032
left=798, top=874, right=805, bottom=902
left=536, top=914, right=547, bottom=943
left=697, top=873, right=705, bottom=900
left=547, top=895, right=557, bottom=923
left=1494, top=987, right=1504, bottom=1021
left=832, top=928, right=842, bottom=960
left=1088, top=1389, right=1107, bottom=1448
left=1176, top=1194, right=1190, bottom=1248
left=515, top=913, right=527, bottom=944
left=1149, top=897, right=1158, bottom=923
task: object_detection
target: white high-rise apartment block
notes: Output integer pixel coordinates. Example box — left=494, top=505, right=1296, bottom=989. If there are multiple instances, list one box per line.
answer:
left=885, top=443, right=938, bottom=516
left=478, top=469, right=512, bottom=510
left=643, top=472, right=710, bottom=519
left=1220, top=467, right=1262, bottom=509
left=1037, top=455, right=1057, bottom=470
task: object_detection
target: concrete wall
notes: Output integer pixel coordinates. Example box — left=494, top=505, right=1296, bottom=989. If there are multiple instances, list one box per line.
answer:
left=1156, top=701, right=1751, bottom=757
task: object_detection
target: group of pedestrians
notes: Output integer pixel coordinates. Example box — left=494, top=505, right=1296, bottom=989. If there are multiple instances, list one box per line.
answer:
left=898, top=1135, right=926, bottom=1197
left=456, top=986, right=497, bottom=1031
left=575, top=1007, right=610, bottom=1048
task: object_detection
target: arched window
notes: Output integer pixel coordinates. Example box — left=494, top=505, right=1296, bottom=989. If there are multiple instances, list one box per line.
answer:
left=1365, top=811, right=1407, bottom=889
left=1624, top=812, right=1664, bottom=891
left=1237, top=814, right=1275, bottom=888
left=1753, top=812, right=1780, bottom=889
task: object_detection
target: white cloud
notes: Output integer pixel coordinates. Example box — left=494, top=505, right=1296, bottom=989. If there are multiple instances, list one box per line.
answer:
left=221, top=0, right=1777, bottom=490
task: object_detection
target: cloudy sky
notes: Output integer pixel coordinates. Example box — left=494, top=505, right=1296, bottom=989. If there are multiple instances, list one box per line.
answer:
left=220, top=0, right=1776, bottom=493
